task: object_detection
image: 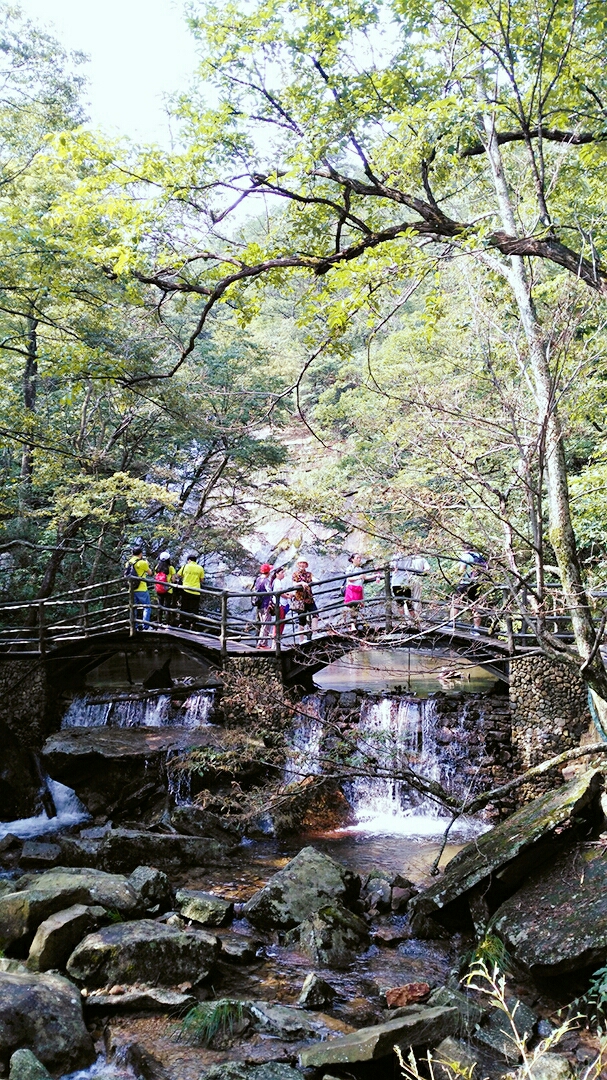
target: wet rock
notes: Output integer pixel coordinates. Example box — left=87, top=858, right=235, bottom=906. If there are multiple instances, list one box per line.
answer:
left=111, top=1040, right=171, bottom=1080
left=0, top=720, right=46, bottom=822
left=297, top=973, right=337, bottom=1009
left=362, top=870, right=392, bottom=913
left=66, top=918, right=219, bottom=989
left=0, top=970, right=95, bottom=1075
left=90, top=829, right=234, bottom=874
left=175, top=888, right=233, bottom=927
left=385, top=983, right=431, bottom=1008
left=85, top=986, right=197, bottom=1012
left=243, top=846, right=360, bottom=930
left=8, top=1049, right=51, bottom=1080
left=428, top=986, right=486, bottom=1034
left=41, top=726, right=221, bottom=818
left=0, top=835, right=23, bottom=870
left=491, top=844, right=607, bottom=975
left=474, top=999, right=537, bottom=1061
left=528, top=1054, right=575, bottom=1080
left=127, top=866, right=172, bottom=912
left=433, top=1036, right=478, bottom=1080
left=170, top=805, right=241, bottom=843
left=291, top=902, right=369, bottom=969
left=409, top=770, right=604, bottom=937
left=0, top=868, right=140, bottom=951
left=248, top=1001, right=326, bottom=1041
left=19, top=842, right=62, bottom=870
left=391, top=885, right=415, bottom=912
left=27, top=903, right=107, bottom=972
left=0, top=958, right=28, bottom=974
left=372, top=925, right=410, bottom=947
left=220, top=934, right=260, bottom=963
left=203, top=1065, right=304, bottom=1080
left=298, top=1005, right=460, bottom=1068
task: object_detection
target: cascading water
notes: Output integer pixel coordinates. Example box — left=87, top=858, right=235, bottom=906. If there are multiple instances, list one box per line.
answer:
left=284, top=694, right=324, bottom=785
left=285, top=691, right=487, bottom=838
left=0, top=779, right=89, bottom=840
left=62, top=690, right=215, bottom=729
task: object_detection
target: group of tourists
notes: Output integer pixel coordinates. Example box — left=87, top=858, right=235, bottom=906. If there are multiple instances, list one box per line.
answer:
left=125, top=542, right=489, bottom=640
left=125, top=547, right=205, bottom=631
left=252, top=551, right=440, bottom=647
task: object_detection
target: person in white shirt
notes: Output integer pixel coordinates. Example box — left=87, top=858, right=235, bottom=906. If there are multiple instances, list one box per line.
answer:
left=391, top=554, right=431, bottom=622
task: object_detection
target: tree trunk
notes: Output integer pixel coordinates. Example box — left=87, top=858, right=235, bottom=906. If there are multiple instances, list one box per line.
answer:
left=19, top=313, right=38, bottom=506
left=481, top=107, right=607, bottom=714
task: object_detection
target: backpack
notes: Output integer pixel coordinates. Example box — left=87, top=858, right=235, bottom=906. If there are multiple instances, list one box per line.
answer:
left=124, top=559, right=140, bottom=582
left=155, top=571, right=169, bottom=595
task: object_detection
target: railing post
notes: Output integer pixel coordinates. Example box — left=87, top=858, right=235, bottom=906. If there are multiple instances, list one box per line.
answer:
left=503, top=586, right=514, bottom=653
left=82, top=600, right=89, bottom=637
left=128, top=583, right=136, bottom=637
left=274, top=588, right=282, bottom=656
left=220, top=591, right=228, bottom=658
left=38, top=601, right=46, bottom=656
left=384, top=566, right=392, bottom=633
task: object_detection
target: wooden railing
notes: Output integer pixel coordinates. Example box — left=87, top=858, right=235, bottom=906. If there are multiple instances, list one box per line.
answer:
left=0, top=566, right=585, bottom=656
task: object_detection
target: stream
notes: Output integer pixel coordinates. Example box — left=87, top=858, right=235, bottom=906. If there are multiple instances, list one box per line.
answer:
left=0, top=649, right=508, bottom=1080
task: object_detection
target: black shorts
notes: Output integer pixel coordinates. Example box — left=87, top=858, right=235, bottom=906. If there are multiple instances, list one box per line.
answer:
left=455, top=581, right=480, bottom=602
left=393, top=585, right=412, bottom=600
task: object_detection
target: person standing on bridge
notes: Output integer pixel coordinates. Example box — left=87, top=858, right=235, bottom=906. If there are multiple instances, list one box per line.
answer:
left=291, top=558, right=318, bottom=642
left=253, top=563, right=273, bottom=648
left=391, top=553, right=431, bottom=625
left=125, top=545, right=152, bottom=631
left=177, top=553, right=205, bottom=630
left=155, top=552, right=176, bottom=626
left=450, top=550, right=487, bottom=631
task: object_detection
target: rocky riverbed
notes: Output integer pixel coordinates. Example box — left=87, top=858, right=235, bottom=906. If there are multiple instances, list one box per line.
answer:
left=1, top=768, right=607, bottom=1080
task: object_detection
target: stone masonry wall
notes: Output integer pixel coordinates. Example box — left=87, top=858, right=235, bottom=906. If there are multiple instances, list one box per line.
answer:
left=509, top=654, right=591, bottom=799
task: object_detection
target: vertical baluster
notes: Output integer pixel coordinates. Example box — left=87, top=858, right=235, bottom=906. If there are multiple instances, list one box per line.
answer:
left=38, top=601, right=46, bottom=656
left=384, top=566, right=392, bottom=633
left=220, top=591, right=228, bottom=658
left=274, top=588, right=282, bottom=656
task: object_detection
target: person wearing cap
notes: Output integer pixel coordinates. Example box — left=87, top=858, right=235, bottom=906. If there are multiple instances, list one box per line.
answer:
left=177, top=553, right=205, bottom=630
left=125, top=545, right=152, bottom=631
left=291, top=558, right=318, bottom=641
left=154, top=551, right=177, bottom=626
left=253, top=562, right=273, bottom=647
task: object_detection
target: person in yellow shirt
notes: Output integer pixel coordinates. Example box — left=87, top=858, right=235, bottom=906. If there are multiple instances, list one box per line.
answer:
left=125, top=546, right=152, bottom=630
left=177, top=553, right=205, bottom=630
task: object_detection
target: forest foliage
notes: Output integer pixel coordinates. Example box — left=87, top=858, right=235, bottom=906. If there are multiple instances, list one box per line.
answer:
left=3, top=0, right=607, bottom=659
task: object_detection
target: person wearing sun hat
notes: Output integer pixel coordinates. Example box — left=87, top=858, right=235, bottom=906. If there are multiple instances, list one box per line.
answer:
left=253, top=562, right=273, bottom=647
left=291, top=557, right=318, bottom=641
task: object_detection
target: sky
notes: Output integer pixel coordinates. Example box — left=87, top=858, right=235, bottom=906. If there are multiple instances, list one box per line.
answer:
left=18, top=0, right=201, bottom=144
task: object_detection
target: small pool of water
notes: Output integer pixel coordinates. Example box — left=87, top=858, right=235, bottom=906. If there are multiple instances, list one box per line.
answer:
left=314, top=647, right=501, bottom=695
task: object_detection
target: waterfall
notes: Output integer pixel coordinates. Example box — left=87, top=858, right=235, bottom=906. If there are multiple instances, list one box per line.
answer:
left=284, top=694, right=324, bottom=785
left=0, top=779, right=89, bottom=840
left=61, top=690, right=215, bottom=729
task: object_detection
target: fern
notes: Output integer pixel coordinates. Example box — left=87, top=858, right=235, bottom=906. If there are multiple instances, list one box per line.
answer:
left=566, top=964, right=607, bottom=1032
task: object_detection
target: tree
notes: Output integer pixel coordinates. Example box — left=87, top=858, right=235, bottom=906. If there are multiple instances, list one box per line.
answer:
left=119, top=0, right=607, bottom=711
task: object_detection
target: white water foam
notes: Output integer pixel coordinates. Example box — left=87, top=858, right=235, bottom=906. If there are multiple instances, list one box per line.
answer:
left=61, top=1055, right=137, bottom=1080
left=62, top=690, right=214, bottom=729
left=0, top=779, right=89, bottom=840
left=343, top=696, right=488, bottom=839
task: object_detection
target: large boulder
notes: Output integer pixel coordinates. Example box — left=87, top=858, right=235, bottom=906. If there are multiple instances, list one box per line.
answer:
left=491, top=843, right=607, bottom=975
left=291, top=902, right=369, bottom=968
left=27, top=904, right=106, bottom=972
left=59, top=829, right=234, bottom=873
left=66, top=918, right=219, bottom=989
left=41, top=726, right=221, bottom=818
left=243, top=847, right=360, bottom=930
left=0, top=868, right=141, bottom=951
left=409, top=769, right=604, bottom=937
left=0, top=722, right=46, bottom=823
left=0, top=970, right=95, bottom=1075
left=170, top=805, right=241, bottom=843
left=298, top=1005, right=460, bottom=1068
